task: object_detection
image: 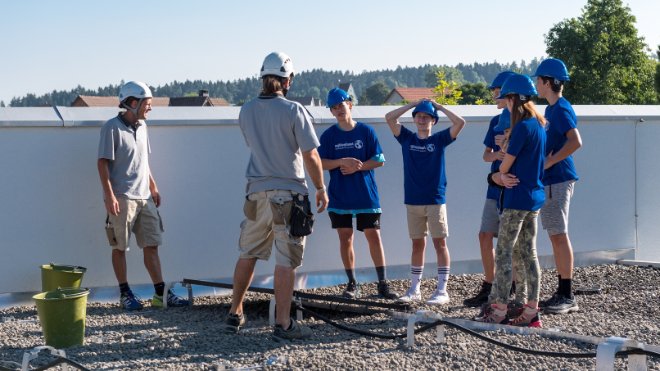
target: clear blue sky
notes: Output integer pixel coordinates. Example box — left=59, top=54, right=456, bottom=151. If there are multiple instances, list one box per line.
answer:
left=1, top=0, right=658, bottom=104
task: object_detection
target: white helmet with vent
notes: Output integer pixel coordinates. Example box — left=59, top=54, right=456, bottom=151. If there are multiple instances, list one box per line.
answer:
left=260, top=52, right=294, bottom=78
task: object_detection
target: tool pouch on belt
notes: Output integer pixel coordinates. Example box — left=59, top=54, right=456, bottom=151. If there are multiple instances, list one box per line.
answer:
left=105, top=215, right=118, bottom=246
left=289, top=194, right=314, bottom=237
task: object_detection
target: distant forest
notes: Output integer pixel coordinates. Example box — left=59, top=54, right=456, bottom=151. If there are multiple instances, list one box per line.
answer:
left=7, top=59, right=541, bottom=107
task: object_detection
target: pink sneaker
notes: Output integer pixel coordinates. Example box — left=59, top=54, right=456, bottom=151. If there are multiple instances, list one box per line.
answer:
left=475, top=304, right=508, bottom=324
left=509, top=304, right=542, bottom=327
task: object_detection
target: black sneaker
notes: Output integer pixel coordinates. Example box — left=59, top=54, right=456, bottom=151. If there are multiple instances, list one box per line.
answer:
left=544, top=295, right=579, bottom=314
left=272, top=318, right=312, bottom=341
left=377, top=280, right=399, bottom=300
left=473, top=302, right=490, bottom=321
left=223, top=313, right=246, bottom=333
left=342, top=281, right=359, bottom=299
left=539, top=293, right=561, bottom=308
left=463, top=281, right=492, bottom=307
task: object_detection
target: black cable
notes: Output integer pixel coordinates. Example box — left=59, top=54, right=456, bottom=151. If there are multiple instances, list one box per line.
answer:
left=297, top=305, right=660, bottom=360
left=439, top=320, right=596, bottom=359
left=32, top=356, right=90, bottom=371
left=619, top=348, right=660, bottom=358
left=297, top=305, right=406, bottom=339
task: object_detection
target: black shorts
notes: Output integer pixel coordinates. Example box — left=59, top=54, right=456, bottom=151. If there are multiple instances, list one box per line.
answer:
left=329, top=212, right=381, bottom=231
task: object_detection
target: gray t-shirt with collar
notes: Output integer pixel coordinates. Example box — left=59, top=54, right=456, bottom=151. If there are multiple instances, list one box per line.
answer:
left=239, top=95, right=320, bottom=195
left=98, top=114, right=152, bottom=199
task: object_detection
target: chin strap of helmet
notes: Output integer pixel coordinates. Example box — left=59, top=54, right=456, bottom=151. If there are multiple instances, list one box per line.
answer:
left=281, top=76, right=292, bottom=97
left=120, top=98, right=144, bottom=117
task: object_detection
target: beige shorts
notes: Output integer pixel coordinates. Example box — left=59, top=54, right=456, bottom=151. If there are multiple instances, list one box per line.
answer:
left=406, top=204, right=449, bottom=239
left=239, top=190, right=305, bottom=268
left=107, top=198, right=163, bottom=251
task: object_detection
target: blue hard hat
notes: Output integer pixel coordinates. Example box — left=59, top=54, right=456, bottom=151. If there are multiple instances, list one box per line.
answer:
left=494, top=108, right=510, bottom=132
left=326, top=88, right=352, bottom=108
left=496, top=73, right=538, bottom=99
left=533, top=58, right=570, bottom=81
left=412, top=101, right=439, bottom=123
left=488, top=71, right=516, bottom=89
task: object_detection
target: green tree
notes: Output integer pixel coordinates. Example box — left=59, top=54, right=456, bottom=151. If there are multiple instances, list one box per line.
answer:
left=545, top=0, right=656, bottom=104
left=460, top=82, right=490, bottom=105
left=0, top=101, right=5, bottom=107
left=424, top=66, right=465, bottom=88
left=361, top=82, right=390, bottom=105
left=433, top=71, right=462, bottom=105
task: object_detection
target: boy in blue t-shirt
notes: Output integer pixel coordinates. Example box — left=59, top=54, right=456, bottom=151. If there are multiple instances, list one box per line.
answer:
left=318, top=88, right=398, bottom=300
left=385, top=99, right=465, bottom=305
left=534, top=58, right=582, bottom=315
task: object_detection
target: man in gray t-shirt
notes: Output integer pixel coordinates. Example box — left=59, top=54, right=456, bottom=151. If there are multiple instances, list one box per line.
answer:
left=97, top=81, right=188, bottom=311
left=223, top=52, right=328, bottom=341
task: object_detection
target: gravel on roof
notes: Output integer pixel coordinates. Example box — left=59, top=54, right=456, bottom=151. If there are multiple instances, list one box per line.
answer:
left=0, top=264, right=658, bottom=370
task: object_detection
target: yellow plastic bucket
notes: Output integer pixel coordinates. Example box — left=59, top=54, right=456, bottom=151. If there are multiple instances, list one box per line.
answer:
left=33, top=287, right=90, bottom=348
left=40, top=263, right=86, bottom=292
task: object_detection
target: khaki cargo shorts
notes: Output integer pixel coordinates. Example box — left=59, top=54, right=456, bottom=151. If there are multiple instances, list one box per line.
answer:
left=107, top=198, right=163, bottom=251
left=239, top=190, right=305, bottom=268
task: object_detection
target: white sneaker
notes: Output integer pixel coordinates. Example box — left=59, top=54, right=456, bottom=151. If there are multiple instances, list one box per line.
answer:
left=397, top=288, right=421, bottom=303
left=426, top=290, right=450, bottom=305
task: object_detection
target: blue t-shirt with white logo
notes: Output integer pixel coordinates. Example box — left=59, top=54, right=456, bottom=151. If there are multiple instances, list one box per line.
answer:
left=318, top=122, right=384, bottom=211
left=395, top=126, right=454, bottom=205
left=543, top=97, right=579, bottom=185
left=484, top=114, right=504, bottom=200
left=503, top=118, right=546, bottom=211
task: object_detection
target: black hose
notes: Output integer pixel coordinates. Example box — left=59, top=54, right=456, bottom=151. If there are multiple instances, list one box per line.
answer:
left=32, top=356, right=90, bottom=371
left=297, top=304, right=659, bottom=360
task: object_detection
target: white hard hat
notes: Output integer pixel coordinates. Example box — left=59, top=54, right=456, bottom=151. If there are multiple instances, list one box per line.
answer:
left=119, top=81, right=153, bottom=102
left=260, top=52, right=294, bottom=78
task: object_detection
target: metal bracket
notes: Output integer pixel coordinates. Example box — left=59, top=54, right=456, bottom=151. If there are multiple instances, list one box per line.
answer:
left=406, top=310, right=444, bottom=347
left=596, top=336, right=647, bottom=371
left=269, top=296, right=303, bottom=326
left=22, top=346, right=68, bottom=371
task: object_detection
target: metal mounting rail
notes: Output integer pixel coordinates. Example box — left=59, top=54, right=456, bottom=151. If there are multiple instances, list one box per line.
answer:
left=181, top=278, right=411, bottom=311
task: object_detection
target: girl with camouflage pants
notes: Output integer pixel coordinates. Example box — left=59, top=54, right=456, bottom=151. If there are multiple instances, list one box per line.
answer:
left=477, top=73, right=546, bottom=327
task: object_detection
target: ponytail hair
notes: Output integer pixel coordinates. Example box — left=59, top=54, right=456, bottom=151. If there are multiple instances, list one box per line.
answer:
left=508, top=95, right=546, bottom=130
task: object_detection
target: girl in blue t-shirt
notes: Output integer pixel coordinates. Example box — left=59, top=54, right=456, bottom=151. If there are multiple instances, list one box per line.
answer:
left=384, top=99, right=465, bottom=306
left=477, top=73, right=546, bottom=327
left=465, top=70, right=528, bottom=309
left=318, top=88, right=397, bottom=300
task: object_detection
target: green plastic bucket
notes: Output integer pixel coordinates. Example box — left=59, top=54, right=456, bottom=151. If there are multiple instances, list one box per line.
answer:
left=40, top=263, right=86, bottom=292
left=33, top=287, right=90, bottom=348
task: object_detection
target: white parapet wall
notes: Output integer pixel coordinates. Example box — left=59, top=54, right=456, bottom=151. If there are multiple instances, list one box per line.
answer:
left=0, top=105, right=659, bottom=293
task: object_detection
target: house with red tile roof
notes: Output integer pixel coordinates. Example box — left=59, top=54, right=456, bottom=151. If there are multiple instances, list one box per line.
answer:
left=383, top=87, right=435, bottom=105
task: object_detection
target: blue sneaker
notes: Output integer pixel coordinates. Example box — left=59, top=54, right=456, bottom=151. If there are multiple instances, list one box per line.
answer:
left=120, top=291, right=143, bottom=311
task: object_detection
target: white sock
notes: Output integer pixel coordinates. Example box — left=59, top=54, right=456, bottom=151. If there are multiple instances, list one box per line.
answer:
left=437, top=266, right=450, bottom=293
left=410, top=266, right=423, bottom=292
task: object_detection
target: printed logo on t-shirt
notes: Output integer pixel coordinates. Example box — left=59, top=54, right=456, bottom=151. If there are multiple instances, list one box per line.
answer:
left=409, top=144, right=433, bottom=153
left=335, top=140, right=364, bottom=151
